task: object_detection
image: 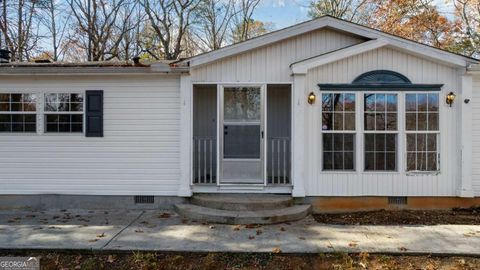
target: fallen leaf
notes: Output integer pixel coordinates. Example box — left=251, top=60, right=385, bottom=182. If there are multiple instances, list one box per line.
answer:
left=248, top=236, right=255, bottom=240
left=97, top=233, right=106, bottom=238
left=256, top=229, right=262, bottom=235
left=280, top=227, right=286, bottom=232
left=298, top=237, right=306, bottom=240
left=209, top=225, right=215, bottom=229
left=107, top=255, right=115, bottom=263
left=272, top=247, right=282, bottom=253
left=233, top=225, right=241, bottom=231
left=348, top=242, right=358, bottom=247
left=158, top=212, right=171, bottom=218
left=398, top=247, right=408, bottom=252
left=88, top=239, right=98, bottom=243
left=135, top=229, right=144, bottom=233
left=245, top=224, right=260, bottom=229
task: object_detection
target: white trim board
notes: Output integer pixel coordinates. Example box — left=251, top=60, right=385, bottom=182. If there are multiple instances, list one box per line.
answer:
left=182, top=16, right=477, bottom=69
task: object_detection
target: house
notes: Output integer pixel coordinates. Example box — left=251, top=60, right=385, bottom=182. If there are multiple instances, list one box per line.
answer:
left=1, top=16, right=480, bottom=215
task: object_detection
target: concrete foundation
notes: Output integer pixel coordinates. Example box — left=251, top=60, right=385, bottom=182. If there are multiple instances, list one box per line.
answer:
left=0, top=195, right=187, bottom=211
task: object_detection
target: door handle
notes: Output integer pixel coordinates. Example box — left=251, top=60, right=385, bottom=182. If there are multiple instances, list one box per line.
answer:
left=261, top=131, right=264, bottom=139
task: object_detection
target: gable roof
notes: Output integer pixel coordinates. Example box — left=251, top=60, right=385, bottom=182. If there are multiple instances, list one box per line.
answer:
left=177, top=16, right=478, bottom=68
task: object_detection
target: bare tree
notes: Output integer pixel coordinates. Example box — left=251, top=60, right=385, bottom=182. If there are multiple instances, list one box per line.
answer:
left=231, top=0, right=261, bottom=42
left=141, top=0, right=201, bottom=60
left=308, top=0, right=374, bottom=23
left=68, top=0, right=136, bottom=61
left=194, top=0, right=236, bottom=52
left=453, top=0, right=480, bottom=58
left=0, top=0, right=42, bottom=61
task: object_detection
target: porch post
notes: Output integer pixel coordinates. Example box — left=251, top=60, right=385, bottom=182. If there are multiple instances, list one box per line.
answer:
left=459, top=74, right=474, bottom=197
left=292, top=74, right=306, bottom=197
left=178, top=74, right=193, bottom=197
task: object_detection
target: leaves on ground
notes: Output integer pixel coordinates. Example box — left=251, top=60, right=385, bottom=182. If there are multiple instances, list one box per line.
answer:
left=158, top=212, right=171, bottom=218
left=398, top=246, right=408, bottom=252
left=134, top=229, right=144, bottom=233
left=272, top=247, right=282, bottom=253
left=96, top=233, right=106, bottom=238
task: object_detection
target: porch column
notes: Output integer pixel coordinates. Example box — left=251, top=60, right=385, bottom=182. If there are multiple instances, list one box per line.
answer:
left=459, top=74, right=474, bottom=197
left=292, top=74, right=306, bottom=197
left=178, top=74, right=193, bottom=197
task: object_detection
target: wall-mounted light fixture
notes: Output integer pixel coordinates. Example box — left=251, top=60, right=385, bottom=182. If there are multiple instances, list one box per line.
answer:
left=446, top=92, right=456, bottom=107
left=308, top=92, right=316, bottom=105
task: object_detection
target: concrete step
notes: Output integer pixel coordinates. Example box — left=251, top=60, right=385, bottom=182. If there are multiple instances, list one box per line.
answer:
left=191, top=194, right=293, bottom=211
left=174, top=203, right=311, bottom=225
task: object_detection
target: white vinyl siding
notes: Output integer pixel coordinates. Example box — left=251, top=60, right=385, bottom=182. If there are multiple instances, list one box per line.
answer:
left=191, top=28, right=366, bottom=83
left=0, top=75, right=181, bottom=196
left=305, top=47, right=461, bottom=197
left=471, top=75, right=480, bottom=196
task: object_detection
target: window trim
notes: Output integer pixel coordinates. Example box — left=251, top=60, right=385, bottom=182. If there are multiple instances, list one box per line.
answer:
left=43, top=92, right=85, bottom=135
left=0, top=93, right=38, bottom=134
left=320, top=91, right=358, bottom=172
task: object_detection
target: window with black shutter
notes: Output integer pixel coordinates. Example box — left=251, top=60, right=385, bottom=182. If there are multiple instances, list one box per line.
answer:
left=85, top=90, right=103, bottom=137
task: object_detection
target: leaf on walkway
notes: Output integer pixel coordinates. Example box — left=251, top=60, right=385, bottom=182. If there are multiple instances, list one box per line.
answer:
left=97, top=233, right=106, bottom=238
left=248, top=235, right=255, bottom=240
left=272, top=247, right=282, bottom=253
left=398, top=247, right=408, bottom=252
left=158, top=212, right=171, bottom=218
left=280, top=227, right=286, bottom=232
left=233, top=225, right=241, bottom=231
left=135, top=229, right=144, bottom=233
left=88, top=239, right=98, bottom=243
left=107, top=255, right=116, bottom=263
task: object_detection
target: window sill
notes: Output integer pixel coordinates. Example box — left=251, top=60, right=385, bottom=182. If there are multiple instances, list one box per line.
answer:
left=406, top=171, right=440, bottom=176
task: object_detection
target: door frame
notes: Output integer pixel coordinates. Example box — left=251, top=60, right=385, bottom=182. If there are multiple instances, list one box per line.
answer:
left=217, top=83, right=267, bottom=186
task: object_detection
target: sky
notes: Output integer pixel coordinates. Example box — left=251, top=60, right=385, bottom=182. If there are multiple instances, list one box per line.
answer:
left=252, top=0, right=456, bottom=30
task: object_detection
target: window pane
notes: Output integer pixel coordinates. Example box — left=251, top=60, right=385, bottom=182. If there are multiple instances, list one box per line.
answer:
left=322, top=94, right=333, bottom=111
left=223, top=124, right=260, bottom=159
left=428, top=113, right=438, bottom=130
left=10, top=103, right=20, bottom=111
left=0, top=123, right=11, bottom=132
left=387, top=94, right=397, bottom=111
left=333, top=133, right=343, bottom=151
left=71, top=93, right=83, bottom=103
left=417, top=113, right=427, bottom=130
left=224, top=87, right=260, bottom=121
left=375, top=113, right=385, bottom=130
left=333, top=94, right=343, bottom=111
left=344, top=134, right=354, bottom=151
left=417, top=134, right=426, bottom=151
left=0, top=113, right=36, bottom=133
left=375, top=152, right=385, bottom=170
left=405, top=94, right=417, bottom=111
left=375, top=94, right=385, bottom=111
left=0, top=103, right=9, bottom=111
left=322, top=113, right=332, bottom=130
left=417, top=152, right=427, bottom=170
left=333, top=113, right=343, bottom=130
left=386, top=113, right=397, bottom=130
left=385, top=153, right=396, bottom=170
left=344, top=112, right=355, bottom=130
left=365, top=94, right=375, bottom=111
left=406, top=113, right=416, bottom=130
left=427, top=153, right=437, bottom=171
left=385, top=134, right=396, bottom=152
left=407, top=134, right=416, bottom=152
left=365, top=134, right=374, bottom=151
left=417, top=94, right=428, bottom=111
left=428, top=94, right=439, bottom=111
left=0, top=94, right=9, bottom=102
left=0, top=114, right=10, bottom=122
left=375, top=134, right=385, bottom=151
left=365, top=113, right=375, bottom=130
left=323, top=134, right=333, bottom=151
left=344, top=94, right=355, bottom=111
left=44, top=114, right=82, bottom=133
left=10, top=94, right=21, bottom=102
left=407, top=153, right=416, bottom=171
left=344, top=152, right=354, bottom=170
left=333, top=152, right=343, bottom=170
left=427, top=134, right=437, bottom=151
left=323, top=152, right=333, bottom=170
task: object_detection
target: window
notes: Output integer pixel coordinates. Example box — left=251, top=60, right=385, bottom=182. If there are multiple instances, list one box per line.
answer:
left=322, top=93, right=355, bottom=170
left=405, top=93, right=439, bottom=172
left=364, top=93, right=398, bottom=171
left=44, top=93, right=83, bottom=133
left=0, top=93, right=37, bottom=133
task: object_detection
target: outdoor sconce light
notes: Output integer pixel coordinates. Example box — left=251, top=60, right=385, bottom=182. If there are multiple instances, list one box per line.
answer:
left=446, top=92, right=456, bottom=107
left=308, top=92, right=316, bottom=105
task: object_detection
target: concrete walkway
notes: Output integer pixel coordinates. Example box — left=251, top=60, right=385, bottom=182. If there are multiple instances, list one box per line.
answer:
left=1, top=209, right=479, bottom=255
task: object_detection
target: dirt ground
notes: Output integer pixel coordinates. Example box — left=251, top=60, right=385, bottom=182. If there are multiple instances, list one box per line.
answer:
left=313, top=208, right=480, bottom=225
left=2, top=251, right=480, bottom=270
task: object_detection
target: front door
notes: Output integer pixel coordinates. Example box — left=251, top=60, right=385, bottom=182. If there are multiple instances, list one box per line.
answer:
left=220, top=86, right=264, bottom=184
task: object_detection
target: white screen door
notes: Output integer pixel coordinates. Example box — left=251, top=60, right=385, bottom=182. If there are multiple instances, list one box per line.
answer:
left=220, top=86, right=264, bottom=184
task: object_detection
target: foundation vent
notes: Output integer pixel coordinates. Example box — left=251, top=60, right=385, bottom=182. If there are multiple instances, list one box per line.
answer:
left=388, top=196, right=407, bottom=205
left=134, top=196, right=154, bottom=204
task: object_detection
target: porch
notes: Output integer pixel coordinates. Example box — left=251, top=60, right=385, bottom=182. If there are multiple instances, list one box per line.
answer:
left=191, top=84, right=292, bottom=192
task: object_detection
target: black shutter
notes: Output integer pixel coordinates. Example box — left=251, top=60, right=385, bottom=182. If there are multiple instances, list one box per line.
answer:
left=85, top=90, right=103, bottom=137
